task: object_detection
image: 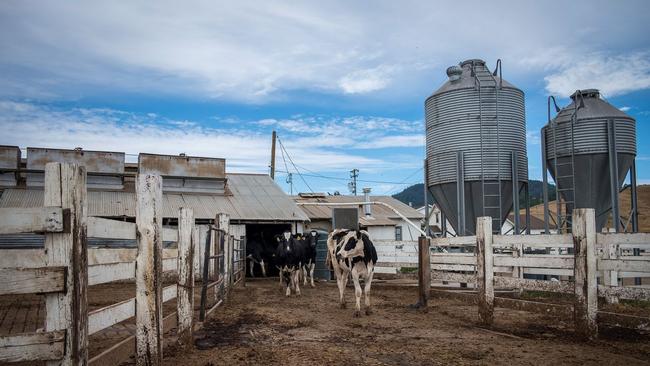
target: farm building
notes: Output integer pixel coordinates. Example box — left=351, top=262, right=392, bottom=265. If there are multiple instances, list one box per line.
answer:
left=294, top=192, right=423, bottom=241
left=417, top=204, right=456, bottom=236
left=0, top=146, right=309, bottom=265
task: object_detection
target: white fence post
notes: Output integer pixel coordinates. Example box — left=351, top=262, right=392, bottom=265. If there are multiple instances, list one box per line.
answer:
left=476, top=216, right=494, bottom=326
left=573, top=208, right=598, bottom=340
left=603, top=240, right=620, bottom=304
left=44, top=162, right=88, bottom=366
left=135, top=174, right=163, bottom=365
left=176, top=208, right=194, bottom=348
left=217, top=213, right=230, bottom=297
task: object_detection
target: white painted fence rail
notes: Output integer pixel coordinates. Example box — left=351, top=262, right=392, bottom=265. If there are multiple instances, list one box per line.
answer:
left=425, top=209, right=650, bottom=340
left=0, top=163, right=249, bottom=366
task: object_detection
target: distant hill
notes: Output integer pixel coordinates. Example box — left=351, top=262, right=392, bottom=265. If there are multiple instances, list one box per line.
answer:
left=392, top=180, right=556, bottom=209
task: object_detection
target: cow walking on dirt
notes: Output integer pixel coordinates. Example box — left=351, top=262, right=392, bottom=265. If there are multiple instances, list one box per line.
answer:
left=274, top=231, right=305, bottom=297
left=299, top=231, right=319, bottom=288
left=326, top=229, right=378, bottom=317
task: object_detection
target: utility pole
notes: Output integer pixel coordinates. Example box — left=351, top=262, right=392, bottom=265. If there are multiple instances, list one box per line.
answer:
left=348, top=168, right=359, bottom=195
left=270, top=130, right=276, bottom=179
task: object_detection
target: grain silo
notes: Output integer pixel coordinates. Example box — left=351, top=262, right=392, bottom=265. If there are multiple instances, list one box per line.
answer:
left=425, top=59, right=529, bottom=235
left=541, top=89, right=638, bottom=232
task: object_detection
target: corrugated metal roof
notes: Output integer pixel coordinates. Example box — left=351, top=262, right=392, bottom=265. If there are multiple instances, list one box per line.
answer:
left=0, top=173, right=309, bottom=222
left=294, top=195, right=423, bottom=226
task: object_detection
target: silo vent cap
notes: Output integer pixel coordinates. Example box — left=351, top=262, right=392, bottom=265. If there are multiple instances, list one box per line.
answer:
left=460, top=59, right=486, bottom=67
left=570, top=89, right=600, bottom=100
left=446, top=66, right=462, bottom=81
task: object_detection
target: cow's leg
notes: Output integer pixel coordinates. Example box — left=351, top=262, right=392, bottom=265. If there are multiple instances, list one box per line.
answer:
left=278, top=267, right=283, bottom=287
left=303, top=264, right=308, bottom=286
left=293, top=269, right=301, bottom=296
left=351, top=268, right=362, bottom=317
left=249, top=258, right=255, bottom=277
left=284, top=270, right=291, bottom=297
left=336, top=269, right=346, bottom=309
left=260, top=259, right=267, bottom=277
left=364, top=268, right=375, bottom=315
left=309, top=262, right=316, bottom=288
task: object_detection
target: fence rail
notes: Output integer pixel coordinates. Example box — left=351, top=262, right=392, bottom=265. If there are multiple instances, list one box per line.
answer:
left=422, top=209, right=650, bottom=340
left=0, top=162, right=246, bottom=365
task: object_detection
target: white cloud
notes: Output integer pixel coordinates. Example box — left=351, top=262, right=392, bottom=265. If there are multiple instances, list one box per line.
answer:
left=544, top=52, right=650, bottom=97
left=338, top=66, right=393, bottom=94
left=526, top=131, right=540, bottom=145
left=0, top=100, right=415, bottom=173
left=1, top=1, right=649, bottom=102
left=620, top=106, right=631, bottom=112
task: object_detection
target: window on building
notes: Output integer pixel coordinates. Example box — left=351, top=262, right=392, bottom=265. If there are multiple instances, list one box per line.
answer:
left=395, top=226, right=402, bottom=241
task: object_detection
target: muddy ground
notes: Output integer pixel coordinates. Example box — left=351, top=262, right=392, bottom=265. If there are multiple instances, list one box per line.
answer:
left=160, top=279, right=650, bottom=366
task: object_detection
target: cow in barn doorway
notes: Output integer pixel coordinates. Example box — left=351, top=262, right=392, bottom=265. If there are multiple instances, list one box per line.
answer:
left=326, top=229, right=378, bottom=317
left=301, top=231, right=319, bottom=288
left=246, top=234, right=267, bottom=277
left=274, top=231, right=306, bottom=296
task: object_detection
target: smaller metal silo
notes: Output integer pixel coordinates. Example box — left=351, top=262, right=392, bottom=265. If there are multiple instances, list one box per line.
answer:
left=541, top=89, right=638, bottom=232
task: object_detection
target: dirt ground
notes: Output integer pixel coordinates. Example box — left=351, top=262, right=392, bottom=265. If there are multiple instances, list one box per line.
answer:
left=161, top=279, right=650, bottom=366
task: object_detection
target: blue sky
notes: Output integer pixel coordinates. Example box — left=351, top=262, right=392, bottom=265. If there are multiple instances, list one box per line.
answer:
left=1, top=1, right=649, bottom=195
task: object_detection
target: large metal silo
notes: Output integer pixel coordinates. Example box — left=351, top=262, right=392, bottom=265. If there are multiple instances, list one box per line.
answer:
left=425, top=59, right=528, bottom=236
left=541, top=89, right=638, bottom=232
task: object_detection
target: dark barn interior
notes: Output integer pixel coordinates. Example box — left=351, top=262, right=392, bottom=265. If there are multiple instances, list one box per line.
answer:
left=245, top=223, right=291, bottom=277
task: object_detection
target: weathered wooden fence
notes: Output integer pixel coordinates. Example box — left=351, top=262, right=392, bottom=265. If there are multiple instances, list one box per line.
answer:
left=0, top=163, right=245, bottom=365
left=425, top=208, right=650, bottom=339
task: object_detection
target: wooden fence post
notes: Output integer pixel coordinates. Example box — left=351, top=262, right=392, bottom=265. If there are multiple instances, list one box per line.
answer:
left=44, top=162, right=88, bottom=366
left=135, top=174, right=163, bottom=366
left=603, top=241, right=619, bottom=304
left=176, top=208, right=194, bottom=348
left=476, top=216, right=494, bottom=326
left=417, top=236, right=431, bottom=307
left=573, top=208, right=598, bottom=340
left=241, top=235, right=247, bottom=287
left=217, top=213, right=230, bottom=297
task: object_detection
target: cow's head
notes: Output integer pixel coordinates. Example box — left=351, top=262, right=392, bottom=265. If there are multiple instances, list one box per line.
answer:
left=308, top=230, right=319, bottom=247
left=336, top=230, right=365, bottom=261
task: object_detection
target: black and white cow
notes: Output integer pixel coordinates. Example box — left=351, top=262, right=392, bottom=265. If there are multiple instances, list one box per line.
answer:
left=300, top=231, right=319, bottom=288
left=326, top=229, right=378, bottom=317
left=274, top=231, right=306, bottom=296
left=246, top=234, right=267, bottom=277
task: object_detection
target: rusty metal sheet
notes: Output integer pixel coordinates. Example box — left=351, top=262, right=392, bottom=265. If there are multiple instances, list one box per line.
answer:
left=0, top=146, right=20, bottom=187
left=138, top=153, right=225, bottom=179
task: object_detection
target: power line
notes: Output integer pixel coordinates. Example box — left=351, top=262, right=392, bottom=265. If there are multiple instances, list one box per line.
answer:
left=276, top=137, right=314, bottom=193
left=273, top=169, right=419, bottom=186
left=380, top=167, right=424, bottom=195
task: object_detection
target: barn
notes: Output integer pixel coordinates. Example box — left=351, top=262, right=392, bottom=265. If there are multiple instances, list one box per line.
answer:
left=0, top=146, right=309, bottom=276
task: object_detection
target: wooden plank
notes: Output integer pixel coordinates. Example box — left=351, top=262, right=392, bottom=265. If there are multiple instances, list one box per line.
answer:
left=523, top=267, right=573, bottom=276
left=494, top=276, right=573, bottom=293
left=162, top=257, right=177, bottom=272
left=0, top=267, right=66, bottom=295
left=0, top=249, right=46, bottom=268
left=88, top=262, right=135, bottom=286
left=598, top=285, right=650, bottom=301
left=431, top=271, right=475, bottom=284
left=0, top=330, right=66, bottom=362
left=0, top=207, right=64, bottom=234
left=431, top=254, right=476, bottom=265
left=597, top=311, right=650, bottom=330
left=88, top=298, right=135, bottom=335
left=597, top=258, right=650, bottom=272
left=87, top=248, right=177, bottom=265
left=573, top=208, right=598, bottom=340
left=163, top=284, right=177, bottom=302
left=493, top=234, right=573, bottom=248
left=177, top=208, right=194, bottom=347
left=494, top=255, right=574, bottom=269
left=476, top=217, right=494, bottom=326
left=597, top=232, right=650, bottom=246
left=162, top=227, right=178, bottom=242
left=135, top=173, right=163, bottom=366
left=431, top=263, right=475, bottom=271
left=430, top=235, right=476, bottom=247
left=87, top=217, right=135, bottom=240
left=43, top=162, right=88, bottom=365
